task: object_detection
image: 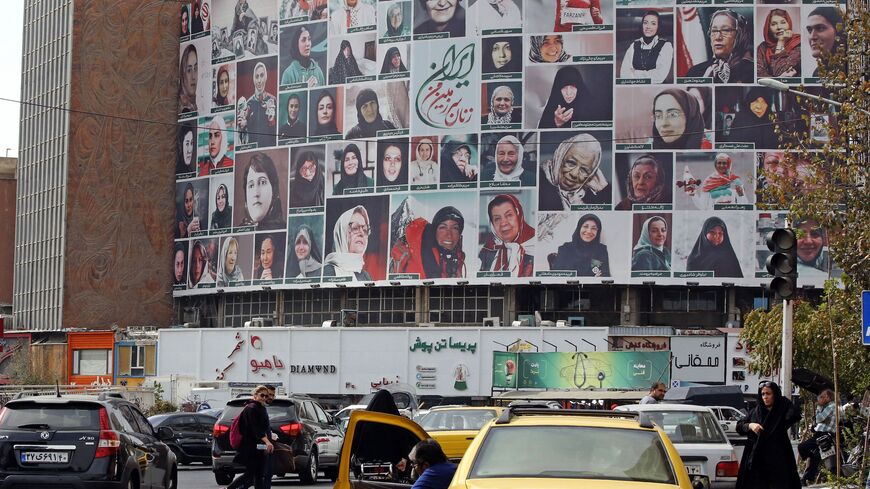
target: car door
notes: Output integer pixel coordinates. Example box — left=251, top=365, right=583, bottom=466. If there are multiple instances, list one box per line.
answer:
left=310, top=402, right=343, bottom=466
left=194, top=414, right=217, bottom=458
left=123, top=405, right=171, bottom=489
left=168, top=415, right=199, bottom=460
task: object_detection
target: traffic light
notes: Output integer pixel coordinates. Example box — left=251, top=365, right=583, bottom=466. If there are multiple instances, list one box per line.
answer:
left=765, top=228, right=797, bottom=299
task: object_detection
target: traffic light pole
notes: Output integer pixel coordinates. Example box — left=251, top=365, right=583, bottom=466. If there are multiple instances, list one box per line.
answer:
left=781, top=298, right=793, bottom=397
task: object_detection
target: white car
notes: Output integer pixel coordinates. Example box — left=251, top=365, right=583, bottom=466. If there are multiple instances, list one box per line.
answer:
left=709, top=405, right=748, bottom=461
left=616, top=404, right=738, bottom=489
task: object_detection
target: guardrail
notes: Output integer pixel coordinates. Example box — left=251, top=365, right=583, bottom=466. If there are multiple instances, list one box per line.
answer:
left=0, top=385, right=156, bottom=411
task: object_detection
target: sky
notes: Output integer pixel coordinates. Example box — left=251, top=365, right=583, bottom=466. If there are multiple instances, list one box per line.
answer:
left=0, top=1, right=24, bottom=158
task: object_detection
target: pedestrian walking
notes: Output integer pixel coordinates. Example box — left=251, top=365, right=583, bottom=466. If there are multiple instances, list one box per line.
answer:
left=262, top=385, right=277, bottom=489
left=735, top=381, right=802, bottom=489
left=227, top=385, right=274, bottom=489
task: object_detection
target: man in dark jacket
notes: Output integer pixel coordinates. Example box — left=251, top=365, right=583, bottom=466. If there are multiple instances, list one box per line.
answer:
left=228, top=385, right=273, bottom=489
left=409, top=438, right=456, bottom=489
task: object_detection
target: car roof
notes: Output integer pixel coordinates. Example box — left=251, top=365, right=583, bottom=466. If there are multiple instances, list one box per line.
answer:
left=7, top=394, right=121, bottom=405
left=426, top=406, right=503, bottom=412
left=616, top=403, right=715, bottom=413
left=496, top=413, right=657, bottom=431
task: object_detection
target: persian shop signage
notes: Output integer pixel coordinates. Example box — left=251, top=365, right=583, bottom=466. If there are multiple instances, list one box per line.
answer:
left=409, top=336, right=478, bottom=354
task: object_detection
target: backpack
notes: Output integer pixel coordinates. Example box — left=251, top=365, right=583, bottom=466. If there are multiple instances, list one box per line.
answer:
left=229, top=403, right=252, bottom=449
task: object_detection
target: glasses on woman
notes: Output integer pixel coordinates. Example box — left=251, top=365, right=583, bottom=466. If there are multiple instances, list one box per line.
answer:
left=348, top=223, right=371, bottom=236
left=653, top=109, right=685, bottom=121
left=709, top=28, right=737, bottom=38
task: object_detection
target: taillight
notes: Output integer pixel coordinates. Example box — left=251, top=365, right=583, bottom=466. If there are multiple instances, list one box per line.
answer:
left=716, top=460, right=739, bottom=477
left=0, top=407, right=7, bottom=426
left=279, top=422, right=302, bottom=437
left=95, top=408, right=121, bottom=458
left=213, top=423, right=229, bottom=438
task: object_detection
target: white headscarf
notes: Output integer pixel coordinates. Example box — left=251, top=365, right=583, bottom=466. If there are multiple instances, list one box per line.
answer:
left=492, top=135, right=525, bottom=182
left=217, top=237, right=244, bottom=285
left=323, top=206, right=369, bottom=277
left=542, top=133, right=609, bottom=210
left=487, top=85, right=515, bottom=125
left=209, top=116, right=228, bottom=164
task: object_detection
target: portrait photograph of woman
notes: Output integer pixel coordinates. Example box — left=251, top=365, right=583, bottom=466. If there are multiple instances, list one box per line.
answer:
left=209, top=173, right=235, bottom=230
left=176, top=120, right=198, bottom=177
left=324, top=195, right=390, bottom=281
left=549, top=213, right=611, bottom=277
left=672, top=213, right=748, bottom=278
left=236, top=57, right=279, bottom=149
left=380, top=1, right=412, bottom=40
left=613, top=152, right=673, bottom=210
left=173, top=241, right=189, bottom=289
left=287, top=215, right=325, bottom=280
left=278, top=92, right=308, bottom=142
left=233, top=148, right=289, bottom=231
left=309, top=88, right=344, bottom=138
left=329, top=142, right=375, bottom=195
left=477, top=190, right=536, bottom=277
left=176, top=179, right=211, bottom=239
left=197, top=113, right=236, bottom=176
left=344, top=82, right=409, bottom=138
left=289, top=145, right=326, bottom=208
left=178, top=37, right=212, bottom=117
left=536, top=211, right=632, bottom=279
left=755, top=6, right=802, bottom=79
left=329, top=0, right=378, bottom=35
left=525, top=64, right=613, bottom=129
left=279, top=22, right=327, bottom=88
left=673, top=152, right=754, bottom=210
left=468, top=0, right=522, bottom=34
left=210, top=0, right=278, bottom=60
left=409, top=136, right=439, bottom=187
left=216, top=234, right=254, bottom=286
left=482, top=37, right=522, bottom=77
left=189, top=239, right=218, bottom=288
left=716, top=86, right=780, bottom=149
left=329, top=35, right=378, bottom=85
left=388, top=190, right=478, bottom=279
left=630, top=213, right=672, bottom=273
left=480, top=82, right=522, bottom=129
left=378, top=44, right=410, bottom=78
left=253, top=232, right=286, bottom=281
left=523, top=0, right=613, bottom=33
left=538, top=131, right=612, bottom=210
left=616, top=9, right=674, bottom=84
left=376, top=138, right=410, bottom=188
left=439, top=135, right=479, bottom=186
left=801, top=6, right=843, bottom=79
left=414, top=0, right=466, bottom=38
left=212, top=63, right=236, bottom=110
left=613, top=85, right=712, bottom=149
left=677, top=7, right=754, bottom=83
left=479, top=132, right=536, bottom=187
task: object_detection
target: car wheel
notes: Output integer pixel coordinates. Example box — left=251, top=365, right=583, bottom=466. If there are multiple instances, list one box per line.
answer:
left=214, top=471, right=234, bottom=485
left=168, top=465, right=178, bottom=489
left=324, top=466, right=338, bottom=482
left=299, top=451, right=318, bottom=485
left=127, top=473, right=139, bottom=489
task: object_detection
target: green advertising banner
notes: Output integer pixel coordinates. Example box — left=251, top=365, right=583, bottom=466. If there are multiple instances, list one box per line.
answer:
left=492, top=351, right=670, bottom=390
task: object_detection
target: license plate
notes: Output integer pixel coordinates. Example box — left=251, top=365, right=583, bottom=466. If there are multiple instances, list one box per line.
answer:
left=820, top=447, right=835, bottom=459
left=685, top=464, right=702, bottom=475
left=21, top=451, right=69, bottom=463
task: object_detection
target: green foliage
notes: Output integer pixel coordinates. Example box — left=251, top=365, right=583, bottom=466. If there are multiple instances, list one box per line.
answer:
left=145, top=382, right=177, bottom=417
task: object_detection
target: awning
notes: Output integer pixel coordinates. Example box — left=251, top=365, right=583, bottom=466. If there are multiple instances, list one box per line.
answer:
left=494, top=390, right=648, bottom=401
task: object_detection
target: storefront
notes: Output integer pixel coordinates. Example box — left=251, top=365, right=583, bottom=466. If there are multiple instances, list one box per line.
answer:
left=67, top=331, right=115, bottom=386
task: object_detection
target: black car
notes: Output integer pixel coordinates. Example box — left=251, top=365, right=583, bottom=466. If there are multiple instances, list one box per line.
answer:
left=212, top=394, right=343, bottom=486
left=148, top=412, right=216, bottom=465
left=0, top=393, right=177, bottom=488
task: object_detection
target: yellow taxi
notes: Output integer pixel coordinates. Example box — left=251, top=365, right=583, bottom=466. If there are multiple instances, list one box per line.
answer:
left=416, top=406, right=505, bottom=461
left=336, top=406, right=694, bottom=489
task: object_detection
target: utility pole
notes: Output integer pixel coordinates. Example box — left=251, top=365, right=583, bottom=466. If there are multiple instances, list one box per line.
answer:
left=781, top=298, right=793, bottom=397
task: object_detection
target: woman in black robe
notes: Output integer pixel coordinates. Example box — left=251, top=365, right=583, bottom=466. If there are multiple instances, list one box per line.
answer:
left=482, top=37, right=522, bottom=74
left=311, top=90, right=339, bottom=136
left=290, top=151, right=325, bottom=207
left=686, top=216, right=743, bottom=277
left=333, top=143, right=373, bottom=194
left=551, top=214, right=611, bottom=277
left=538, top=66, right=594, bottom=129
left=726, top=87, right=779, bottom=149
left=735, top=381, right=801, bottom=489
left=210, top=183, right=233, bottom=229
left=439, top=139, right=477, bottom=183
left=651, top=88, right=707, bottom=150
left=345, top=88, right=397, bottom=139
left=380, top=47, right=408, bottom=74
left=329, top=40, right=364, bottom=85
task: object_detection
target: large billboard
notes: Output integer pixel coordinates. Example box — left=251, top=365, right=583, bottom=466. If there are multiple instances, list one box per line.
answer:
left=174, top=0, right=843, bottom=295
left=492, top=351, right=670, bottom=390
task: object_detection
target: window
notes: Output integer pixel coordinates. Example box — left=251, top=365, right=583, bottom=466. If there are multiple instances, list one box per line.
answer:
left=283, top=289, right=342, bottom=326
left=348, top=287, right=415, bottom=325
left=428, top=286, right=489, bottom=324
left=225, top=291, right=277, bottom=328
left=72, top=349, right=110, bottom=375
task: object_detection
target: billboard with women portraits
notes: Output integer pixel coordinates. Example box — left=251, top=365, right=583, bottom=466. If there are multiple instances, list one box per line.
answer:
left=173, top=0, right=843, bottom=297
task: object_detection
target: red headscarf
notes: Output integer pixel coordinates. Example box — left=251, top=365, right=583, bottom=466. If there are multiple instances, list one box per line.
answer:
left=762, top=9, right=802, bottom=63
left=482, top=194, right=535, bottom=274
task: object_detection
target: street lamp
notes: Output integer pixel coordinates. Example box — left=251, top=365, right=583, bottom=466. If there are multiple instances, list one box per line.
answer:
left=758, top=77, right=870, bottom=116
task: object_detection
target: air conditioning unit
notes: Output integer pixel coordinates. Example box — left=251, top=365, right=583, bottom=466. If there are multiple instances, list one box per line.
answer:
left=568, top=316, right=586, bottom=327
left=250, top=317, right=266, bottom=328
left=482, top=317, right=500, bottom=327
left=322, top=320, right=336, bottom=328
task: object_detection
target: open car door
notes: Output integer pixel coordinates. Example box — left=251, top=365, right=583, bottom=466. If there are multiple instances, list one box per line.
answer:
left=335, top=409, right=429, bottom=489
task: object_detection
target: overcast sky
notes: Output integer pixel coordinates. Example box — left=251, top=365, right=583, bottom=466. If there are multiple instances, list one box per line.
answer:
left=1, top=1, right=24, bottom=158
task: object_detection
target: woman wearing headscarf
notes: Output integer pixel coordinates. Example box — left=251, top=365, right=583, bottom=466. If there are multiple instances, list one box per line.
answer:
left=538, top=66, right=594, bottom=129
left=726, top=87, right=779, bottom=149
left=794, top=219, right=829, bottom=277
left=333, top=143, right=373, bottom=195
left=631, top=216, right=670, bottom=271
left=239, top=152, right=286, bottom=230
left=414, top=0, right=466, bottom=37
left=390, top=206, right=466, bottom=278
left=176, top=121, right=197, bottom=175
left=179, top=44, right=199, bottom=113
left=481, top=85, right=521, bottom=126
left=217, top=237, right=244, bottom=286
left=312, top=90, right=339, bottom=136
left=323, top=205, right=373, bottom=280
left=384, top=3, right=410, bottom=38
left=539, top=133, right=610, bottom=210
left=377, top=140, right=408, bottom=187
left=439, top=139, right=477, bottom=183
left=686, top=9, right=754, bottom=83
left=173, top=242, right=187, bottom=286
left=176, top=182, right=201, bottom=239
left=683, top=153, right=747, bottom=209
left=281, top=25, right=325, bottom=87
left=528, top=35, right=571, bottom=63
left=191, top=1, right=204, bottom=33
left=329, top=40, right=364, bottom=85
left=380, top=47, right=408, bottom=74
left=481, top=135, right=534, bottom=185
left=199, top=116, right=234, bottom=176
left=214, top=65, right=232, bottom=106
left=686, top=216, right=743, bottom=277
left=620, top=11, right=673, bottom=83
left=651, top=88, right=709, bottom=150
left=479, top=194, right=534, bottom=277
left=615, top=154, right=667, bottom=210
left=551, top=214, right=610, bottom=277
left=757, top=9, right=801, bottom=78
left=472, top=0, right=522, bottom=32
left=287, top=225, right=323, bottom=278
left=482, top=38, right=523, bottom=74
left=290, top=151, right=325, bottom=207
left=735, top=381, right=801, bottom=489
left=211, top=183, right=233, bottom=229
left=410, top=138, right=438, bottom=185
left=278, top=94, right=306, bottom=139
left=346, top=89, right=397, bottom=139
left=554, top=0, right=604, bottom=31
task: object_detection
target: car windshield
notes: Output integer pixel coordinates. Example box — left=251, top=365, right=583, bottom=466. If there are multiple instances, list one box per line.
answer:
left=0, top=402, right=101, bottom=430
left=646, top=411, right=727, bottom=444
left=419, top=410, right=497, bottom=431
left=469, top=425, right=676, bottom=484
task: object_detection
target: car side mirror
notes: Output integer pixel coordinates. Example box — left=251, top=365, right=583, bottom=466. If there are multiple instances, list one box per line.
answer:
left=157, top=426, right=175, bottom=440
